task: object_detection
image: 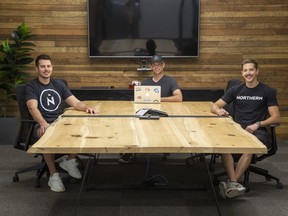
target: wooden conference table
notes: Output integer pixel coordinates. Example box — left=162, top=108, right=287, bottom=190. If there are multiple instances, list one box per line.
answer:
left=27, top=101, right=267, bottom=216
left=28, top=101, right=266, bottom=155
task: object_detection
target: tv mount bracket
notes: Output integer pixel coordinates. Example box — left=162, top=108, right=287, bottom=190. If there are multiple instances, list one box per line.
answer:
left=137, top=60, right=151, bottom=72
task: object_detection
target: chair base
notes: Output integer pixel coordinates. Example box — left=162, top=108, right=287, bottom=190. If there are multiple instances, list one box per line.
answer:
left=213, top=165, right=283, bottom=191
left=13, top=162, right=48, bottom=188
left=245, top=165, right=283, bottom=190
left=13, top=155, right=87, bottom=188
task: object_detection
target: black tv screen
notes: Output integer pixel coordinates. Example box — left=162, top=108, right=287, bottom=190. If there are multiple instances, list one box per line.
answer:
left=88, top=0, right=200, bottom=58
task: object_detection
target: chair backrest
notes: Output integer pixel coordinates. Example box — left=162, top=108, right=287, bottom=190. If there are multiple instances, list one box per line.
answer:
left=224, top=79, right=243, bottom=118
left=16, top=84, right=32, bottom=120
left=14, top=84, right=37, bottom=151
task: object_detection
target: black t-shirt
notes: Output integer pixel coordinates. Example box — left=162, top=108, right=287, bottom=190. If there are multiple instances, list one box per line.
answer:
left=221, top=82, right=278, bottom=127
left=142, top=75, right=179, bottom=97
left=25, top=78, right=73, bottom=122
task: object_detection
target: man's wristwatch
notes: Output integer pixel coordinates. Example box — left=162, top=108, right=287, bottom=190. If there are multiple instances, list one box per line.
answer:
left=256, top=121, right=262, bottom=127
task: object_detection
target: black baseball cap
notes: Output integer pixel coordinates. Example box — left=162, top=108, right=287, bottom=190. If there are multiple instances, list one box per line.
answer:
left=151, top=55, right=164, bottom=64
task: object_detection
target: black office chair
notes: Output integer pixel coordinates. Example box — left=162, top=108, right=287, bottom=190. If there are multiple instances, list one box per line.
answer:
left=13, top=84, right=47, bottom=188
left=211, top=79, right=283, bottom=191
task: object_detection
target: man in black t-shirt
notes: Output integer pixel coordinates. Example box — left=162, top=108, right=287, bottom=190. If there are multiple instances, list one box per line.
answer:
left=25, top=54, right=98, bottom=192
left=211, top=59, right=280, bottom=199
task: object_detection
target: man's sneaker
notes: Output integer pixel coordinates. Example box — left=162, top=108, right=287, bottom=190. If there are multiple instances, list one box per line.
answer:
left=59, top=158, right=82, bottom=179
left=48, top=172, right=65, bottom=192
left=226, top=181, right=246, bottom=198
left=119, top=153, right=137, bottom=164
left=218, top=181, right=227, bottom=199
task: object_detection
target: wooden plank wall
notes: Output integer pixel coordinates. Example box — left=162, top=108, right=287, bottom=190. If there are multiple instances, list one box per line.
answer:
left=0, top=0, right=287, bottom=138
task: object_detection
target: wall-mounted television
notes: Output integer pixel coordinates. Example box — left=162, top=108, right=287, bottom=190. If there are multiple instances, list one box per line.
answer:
left=88, top=0, right=200, bottom=59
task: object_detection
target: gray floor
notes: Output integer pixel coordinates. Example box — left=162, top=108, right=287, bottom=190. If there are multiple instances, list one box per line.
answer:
left=1, top=139, right=288, bottom=216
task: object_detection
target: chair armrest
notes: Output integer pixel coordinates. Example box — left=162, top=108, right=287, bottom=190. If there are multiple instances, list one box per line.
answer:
left=269, top=123, right=280, bottom=128
left=257, top=123, right=280, bottom=162
left=14, top=119, right=37, bottom=151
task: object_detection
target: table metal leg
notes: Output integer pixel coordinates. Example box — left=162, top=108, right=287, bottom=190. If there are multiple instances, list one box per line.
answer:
left=73, top=154, right=93, bottom=216
left=199, top=154, right=222, bottom=216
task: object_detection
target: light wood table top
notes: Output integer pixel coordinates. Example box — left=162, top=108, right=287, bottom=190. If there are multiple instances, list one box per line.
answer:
left=64, top=101, right=214, bottom=116
left=28, top=115, right=267, bottom=155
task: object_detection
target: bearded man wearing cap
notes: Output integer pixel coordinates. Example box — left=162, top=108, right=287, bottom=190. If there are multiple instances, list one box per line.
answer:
left=141, top=55, right=183, bottom=102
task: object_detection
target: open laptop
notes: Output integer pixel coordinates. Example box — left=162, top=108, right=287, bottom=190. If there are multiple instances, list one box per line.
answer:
left=134, top=85, right=161, bottom=103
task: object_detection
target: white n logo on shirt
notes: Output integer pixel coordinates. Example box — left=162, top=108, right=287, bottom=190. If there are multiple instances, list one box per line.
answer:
left=47, top=94, right=55, bottom=106
left=40, top=89, right=61, bottom=112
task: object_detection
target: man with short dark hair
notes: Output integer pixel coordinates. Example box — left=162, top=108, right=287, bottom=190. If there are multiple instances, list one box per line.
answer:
left=26, top=54, right=99, bottom=192
left=211, top=59, right=280, bottom=198
left=142, top=55, right=183, bottom=102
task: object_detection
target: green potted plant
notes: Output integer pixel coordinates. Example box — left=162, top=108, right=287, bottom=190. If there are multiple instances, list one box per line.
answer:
left=0, top=23, right=35, bottom=144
